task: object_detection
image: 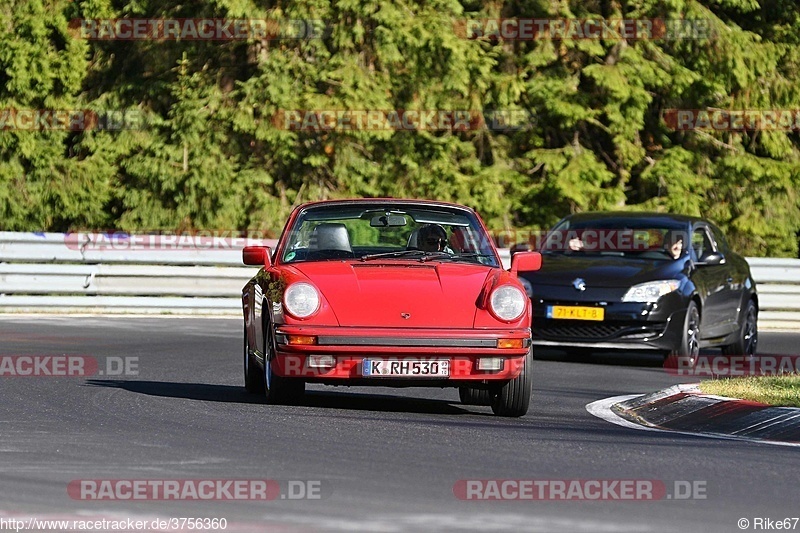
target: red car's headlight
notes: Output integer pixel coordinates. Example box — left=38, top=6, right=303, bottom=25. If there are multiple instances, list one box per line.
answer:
left=283, top=282, right=320, bottom=319
left=489, top=285, right=527, bottom=322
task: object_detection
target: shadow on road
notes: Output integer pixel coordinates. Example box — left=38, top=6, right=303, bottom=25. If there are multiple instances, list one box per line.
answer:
left=84, top=379, right=475, bottom=415
left=81, top=379, right=755, bottom=445
left=85, top=379, right=265, bottom=403
left=301, top=389, right=473, bottom=415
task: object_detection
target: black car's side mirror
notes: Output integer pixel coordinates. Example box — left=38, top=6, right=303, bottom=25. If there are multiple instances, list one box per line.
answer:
left=697, top=251, right=726, bottom=266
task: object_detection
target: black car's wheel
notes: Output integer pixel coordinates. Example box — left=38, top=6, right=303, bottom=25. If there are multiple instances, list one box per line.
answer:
left=263, top=327, right=305, bottom=405
left=666, top=300, right=701, bottom=368
left=490, top=348, right=532, bottom=417
left=458, top=386, right=492, bottom=406
left=243, top=325, right=264, bottom=393
left=722, top=300, right=758, bottom=358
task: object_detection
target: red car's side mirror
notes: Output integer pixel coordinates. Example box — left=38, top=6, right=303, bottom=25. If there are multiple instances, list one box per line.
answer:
left=243, top=246, right=272, bottom=268
left=511, top=251, right=542, bottom=274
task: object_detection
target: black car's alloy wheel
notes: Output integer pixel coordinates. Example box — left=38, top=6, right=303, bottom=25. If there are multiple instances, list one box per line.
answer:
left=667, top=301, right=701, bottom=368
left=722, top=300, right=758, bottom=358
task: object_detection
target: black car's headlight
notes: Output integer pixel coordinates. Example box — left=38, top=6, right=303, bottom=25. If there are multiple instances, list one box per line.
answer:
left=622, top=280, right=680, bottom=303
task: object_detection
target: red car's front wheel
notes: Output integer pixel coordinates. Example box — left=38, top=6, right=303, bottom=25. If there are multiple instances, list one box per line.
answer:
left=458, top=386, right=492, bottom=406
left=243, top=325, right=264, bottom=394
left=263, top=327, right=305, bottom=405
left=490, top=348, right=532, bottom=417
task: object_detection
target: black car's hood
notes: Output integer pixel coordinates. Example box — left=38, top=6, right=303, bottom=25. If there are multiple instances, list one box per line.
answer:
left=522, top=253, right=687, bottom=289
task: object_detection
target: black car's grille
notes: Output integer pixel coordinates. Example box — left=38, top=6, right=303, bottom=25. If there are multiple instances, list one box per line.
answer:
left=537, top=323, right=625, bottom=339
left=534, top=322, right=667, bottom=341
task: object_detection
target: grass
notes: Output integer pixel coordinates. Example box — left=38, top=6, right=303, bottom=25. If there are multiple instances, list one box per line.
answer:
left=698, top=375, right=800, bottom=408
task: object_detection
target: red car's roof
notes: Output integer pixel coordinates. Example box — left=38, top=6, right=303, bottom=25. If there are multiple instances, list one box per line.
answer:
left=275, top=198, right=500, bottom=267
left=293, top=198, right=479, bottom=213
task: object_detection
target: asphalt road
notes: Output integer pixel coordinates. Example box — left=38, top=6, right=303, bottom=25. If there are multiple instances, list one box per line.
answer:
left=1, top=317, right=798, bottom=532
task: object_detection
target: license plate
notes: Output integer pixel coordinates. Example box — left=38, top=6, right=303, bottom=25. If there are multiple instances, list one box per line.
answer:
left=546, top=305, right=605, bottom=321
left=362, top=359, right=450, bottom=377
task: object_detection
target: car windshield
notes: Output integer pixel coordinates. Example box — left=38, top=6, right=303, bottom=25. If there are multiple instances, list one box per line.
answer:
left=279, top=203, right=500, bottom=267
left=541, top=218, right=689, bottom=260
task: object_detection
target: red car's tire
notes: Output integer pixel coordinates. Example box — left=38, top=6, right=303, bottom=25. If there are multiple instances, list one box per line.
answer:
left=243, top=325, right=264, bottom=394
left=491, top=348, right=532, bottom=417
left=263, top=327, right=305, bottom=405
left=458, top=386, right=492, bottom=406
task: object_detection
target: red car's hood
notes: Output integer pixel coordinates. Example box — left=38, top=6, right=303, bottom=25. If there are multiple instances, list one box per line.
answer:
left=288, top=261, right=492, bottom=328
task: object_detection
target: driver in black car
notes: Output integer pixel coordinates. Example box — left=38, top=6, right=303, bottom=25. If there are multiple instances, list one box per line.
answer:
left=417, top=224, right=449, bottom=252
left=568, top=229, right=686, bottom=259
left=664, top=231, right=685, bottom=259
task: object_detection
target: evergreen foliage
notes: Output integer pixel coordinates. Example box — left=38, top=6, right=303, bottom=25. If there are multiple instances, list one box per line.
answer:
left=1, top=0, right=798, bottom=256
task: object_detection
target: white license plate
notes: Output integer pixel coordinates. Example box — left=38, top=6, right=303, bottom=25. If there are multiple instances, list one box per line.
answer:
left=362, top=359, right=450, bottom=377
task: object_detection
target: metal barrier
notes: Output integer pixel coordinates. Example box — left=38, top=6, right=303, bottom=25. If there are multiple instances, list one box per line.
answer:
left=0, top=232, right=270, bottom=315
left=1, top=232, right=798, bottom=327
left=743, top=258, right=800, bottom=329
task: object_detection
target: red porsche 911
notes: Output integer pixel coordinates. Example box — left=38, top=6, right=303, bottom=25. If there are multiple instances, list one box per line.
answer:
left=241, top=199, right=542, bottom=416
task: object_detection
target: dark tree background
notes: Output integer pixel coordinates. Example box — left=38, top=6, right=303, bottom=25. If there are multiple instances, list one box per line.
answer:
left=1, top=0, right=799, bottom=256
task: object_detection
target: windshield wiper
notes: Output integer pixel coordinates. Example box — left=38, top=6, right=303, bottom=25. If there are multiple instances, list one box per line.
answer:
left=360, top=250, right=427, bottom=261
left=455, top=252, right=495, bottom=259
left=360, top=250, right=453, bottom=262
left=419, top=252, right=455, bottom=262
left=445, top=252, right=497, bottom=263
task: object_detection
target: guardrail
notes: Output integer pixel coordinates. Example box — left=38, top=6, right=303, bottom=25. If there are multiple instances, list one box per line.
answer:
left=743, top=258, right=800, bottom=329
left=1, top=232, right=798, bottom=328
left=0, top=232, right=272, bottom=315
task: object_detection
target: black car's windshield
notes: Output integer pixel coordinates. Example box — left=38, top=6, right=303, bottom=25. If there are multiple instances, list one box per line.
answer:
left=279, top=203, right=500, bottom=267
left=541, top=218, right=689, bottom=260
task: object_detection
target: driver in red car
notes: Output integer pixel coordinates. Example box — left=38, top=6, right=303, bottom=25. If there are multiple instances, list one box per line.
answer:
left=417, top=224, right=449, bottom=252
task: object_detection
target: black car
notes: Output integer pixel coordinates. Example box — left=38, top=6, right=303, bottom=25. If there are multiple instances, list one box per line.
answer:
left=517, top=212, right=758, bottom=364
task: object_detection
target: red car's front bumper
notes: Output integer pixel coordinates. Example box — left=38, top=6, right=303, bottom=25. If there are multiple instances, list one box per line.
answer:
left=270, top=326, right=531, bottom=384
